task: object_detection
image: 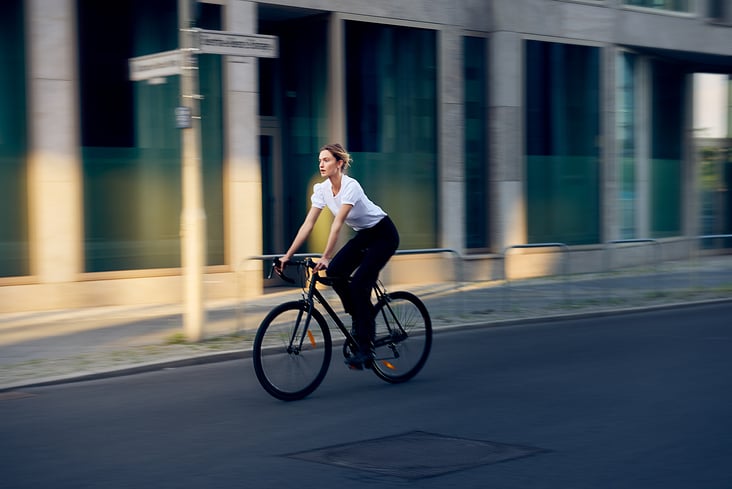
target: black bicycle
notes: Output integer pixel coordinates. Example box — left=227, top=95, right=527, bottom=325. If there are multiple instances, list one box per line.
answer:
left=252, top=257, right=432, bottom=401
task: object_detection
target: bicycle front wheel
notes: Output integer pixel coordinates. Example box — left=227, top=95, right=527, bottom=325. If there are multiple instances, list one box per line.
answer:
left=252, top=301, right=332, bottom=401
left=371, top=291, right=432, bottom=383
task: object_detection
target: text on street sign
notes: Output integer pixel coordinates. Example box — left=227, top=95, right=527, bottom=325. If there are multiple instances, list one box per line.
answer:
left=197, top=29, right=278, bottom=58
left=129, top=49, right=182, bottom=81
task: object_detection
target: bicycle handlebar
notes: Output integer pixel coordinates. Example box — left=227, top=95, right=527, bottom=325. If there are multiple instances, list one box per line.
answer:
left=270, top=257, right=316, bottom=284
left=270, top=256, right=370, bottom=289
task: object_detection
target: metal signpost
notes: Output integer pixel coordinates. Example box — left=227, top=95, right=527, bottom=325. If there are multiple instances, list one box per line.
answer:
left=178, top=0, right=205, bottom=342
left=129, top=2, right=278, bottom=341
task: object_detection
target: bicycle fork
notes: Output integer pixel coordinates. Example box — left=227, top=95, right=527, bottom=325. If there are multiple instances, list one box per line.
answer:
left=288, top=299, right=317, bottom=354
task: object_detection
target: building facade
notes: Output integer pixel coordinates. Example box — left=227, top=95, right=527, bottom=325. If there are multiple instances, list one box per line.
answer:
left=1, top=0, right=731, bottom=312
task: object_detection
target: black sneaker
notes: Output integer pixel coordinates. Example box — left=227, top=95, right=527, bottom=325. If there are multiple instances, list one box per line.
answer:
left=345, top=348, right=374, bottom=370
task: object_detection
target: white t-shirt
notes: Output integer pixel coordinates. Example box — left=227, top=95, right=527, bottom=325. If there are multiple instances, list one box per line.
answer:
left=311, top=174, right=387, bottom=231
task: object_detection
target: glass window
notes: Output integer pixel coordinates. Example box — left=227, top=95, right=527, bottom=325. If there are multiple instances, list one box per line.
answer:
left=624, top=0, right=691, bottom=13
left=649, top=59, right=684, bottom=237
left=78, top=0, right=224, bottom=272
left=617, top=52, right=638, bottom=239
left=708, top=0, right=723, bottom=18
left=0, top=0, right=28, bottom=277
left=698, top=145, right=732, bottom=241
left=464, top=36, right=489, bottom=250
left=695, top=74, right=731, bottom=245
left=346, top=21, right=438, bottom=249
left=525, top=41, right=601, bottom=245
left=259, top=134, right=275, bottom=254
left=197, top=4, right=226, bottom=266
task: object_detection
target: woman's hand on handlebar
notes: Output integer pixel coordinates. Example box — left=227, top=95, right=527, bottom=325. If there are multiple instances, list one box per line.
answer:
left=274, top=255, right=327, bottom=275
left=313, top=257, right=329, bottom=272
left=275, top=255, right=290, bottom=274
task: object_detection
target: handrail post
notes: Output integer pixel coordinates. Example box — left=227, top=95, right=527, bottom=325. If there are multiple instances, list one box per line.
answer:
left=502, top=243, right=570, bottom=311
left=392, top=248, right=464, bottom=319
left=605, top=239, right=661, bottom=296
left=695, top=234, right=732, bottom=289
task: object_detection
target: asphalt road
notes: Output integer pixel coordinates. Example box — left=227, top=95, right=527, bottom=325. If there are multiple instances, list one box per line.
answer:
left=2, top=302, right=731, bottom=489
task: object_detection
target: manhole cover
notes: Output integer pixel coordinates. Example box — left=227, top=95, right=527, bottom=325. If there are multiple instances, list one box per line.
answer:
left=287, top=430, right=548, bottom=479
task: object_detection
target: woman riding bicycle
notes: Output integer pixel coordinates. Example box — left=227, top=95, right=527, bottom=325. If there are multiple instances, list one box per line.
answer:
left=276, top=143, right=399, bottom=369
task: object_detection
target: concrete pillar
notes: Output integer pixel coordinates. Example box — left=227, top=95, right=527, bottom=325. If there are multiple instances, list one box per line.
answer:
left=682, top=73, right=698, bottom=240
left=327, top=13, right=345, bottom=144
left=438, top=29, right=464, bottom=253
left=488, top=31, right=525, bottom=252
left=225, top=1, right=263, bottom=295
left=602, top=45, right=619, bottom=242
left=27, top=0, right=83, bottom=282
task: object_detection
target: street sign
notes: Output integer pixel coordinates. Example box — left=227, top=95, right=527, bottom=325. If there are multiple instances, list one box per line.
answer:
left=197, top=29, right=278, bottom=58
left=129, top=49, right=182, bottom=81
left=175, top=106, right=192, bottom=129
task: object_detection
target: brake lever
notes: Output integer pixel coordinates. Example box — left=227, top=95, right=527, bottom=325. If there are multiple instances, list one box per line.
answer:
left=272, top=257, right=295, bottom=284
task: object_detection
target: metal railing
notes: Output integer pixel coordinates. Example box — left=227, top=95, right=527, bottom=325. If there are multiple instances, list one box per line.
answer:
left=232, top=237, right=732, bottom=332
left=236, top=248, right=462, bottom=331
left=698, top=234, right=732, bottom=246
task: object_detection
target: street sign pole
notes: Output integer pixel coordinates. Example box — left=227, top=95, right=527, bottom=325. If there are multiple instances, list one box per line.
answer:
left=129, top=6, right=278, bottom=343
left=179, top=0, right=206, bottom=342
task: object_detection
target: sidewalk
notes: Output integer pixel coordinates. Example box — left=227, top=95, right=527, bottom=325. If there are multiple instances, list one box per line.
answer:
left=2, top=255, right=731, bottom=392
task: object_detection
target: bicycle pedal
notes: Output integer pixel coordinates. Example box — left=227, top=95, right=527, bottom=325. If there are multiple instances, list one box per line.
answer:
left=345, top=358, right=365, bottom=370
left=344, top=352, right=373, bottom=370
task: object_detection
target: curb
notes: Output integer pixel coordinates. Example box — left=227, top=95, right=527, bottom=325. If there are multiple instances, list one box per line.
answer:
left=2, top=297, right=730, bottom=393
left=0, top=350, right=249, bottom=393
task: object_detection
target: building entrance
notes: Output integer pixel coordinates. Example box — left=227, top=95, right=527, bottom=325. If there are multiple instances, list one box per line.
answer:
left=258, top=5, right=328, bottom=256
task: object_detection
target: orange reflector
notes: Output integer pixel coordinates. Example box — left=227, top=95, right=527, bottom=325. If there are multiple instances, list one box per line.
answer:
left=307, top=330, right=316, bottom=347
left=382, top=361, right=396, bottom=370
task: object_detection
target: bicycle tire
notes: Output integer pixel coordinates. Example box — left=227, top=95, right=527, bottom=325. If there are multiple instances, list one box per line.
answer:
left=252, top=301, right=332, bottom=401
left=370, top=291, right=432, bottom=383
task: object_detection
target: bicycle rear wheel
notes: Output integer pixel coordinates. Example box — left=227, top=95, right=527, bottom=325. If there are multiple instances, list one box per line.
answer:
left=371, top=291, right=432, bottom=383
left=252, top=301, right=332, bottom=401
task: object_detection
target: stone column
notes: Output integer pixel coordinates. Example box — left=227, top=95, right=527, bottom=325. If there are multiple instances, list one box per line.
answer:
left=27, top=0, right=83, bottom=282
left=327, top=13, right=345, bottom=144
left=225, top=1, right=263, bottom=295
left=602, top=45, right=619, bottom=242
left=438, top=29, right=464, bottom=253
left=488, top=31, right=525, bottom=253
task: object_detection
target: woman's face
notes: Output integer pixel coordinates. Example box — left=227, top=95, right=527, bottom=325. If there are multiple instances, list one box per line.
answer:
left=319, top=150, right=342, bottom=178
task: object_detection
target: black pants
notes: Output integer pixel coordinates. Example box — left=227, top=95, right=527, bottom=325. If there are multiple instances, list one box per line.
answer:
left=327, top=216, right=399, bottom=347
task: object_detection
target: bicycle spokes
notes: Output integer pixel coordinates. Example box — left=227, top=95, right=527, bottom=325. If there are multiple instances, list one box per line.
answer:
left=371, top=291, right=432, bottom=384
left=252, top=301, right=332, bottom=401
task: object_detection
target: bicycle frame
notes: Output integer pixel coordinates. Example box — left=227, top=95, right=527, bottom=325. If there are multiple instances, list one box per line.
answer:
left=255, top=257, right=433, bottom=400
left=285, top=259, right=406, bottom=352
left=300, top=268, right=357, bottom=347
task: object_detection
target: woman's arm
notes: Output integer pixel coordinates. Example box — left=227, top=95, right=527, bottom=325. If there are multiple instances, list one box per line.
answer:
left=279, top=207, right=322, bottom=270
left=314, top=203, right=353, bottom=271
